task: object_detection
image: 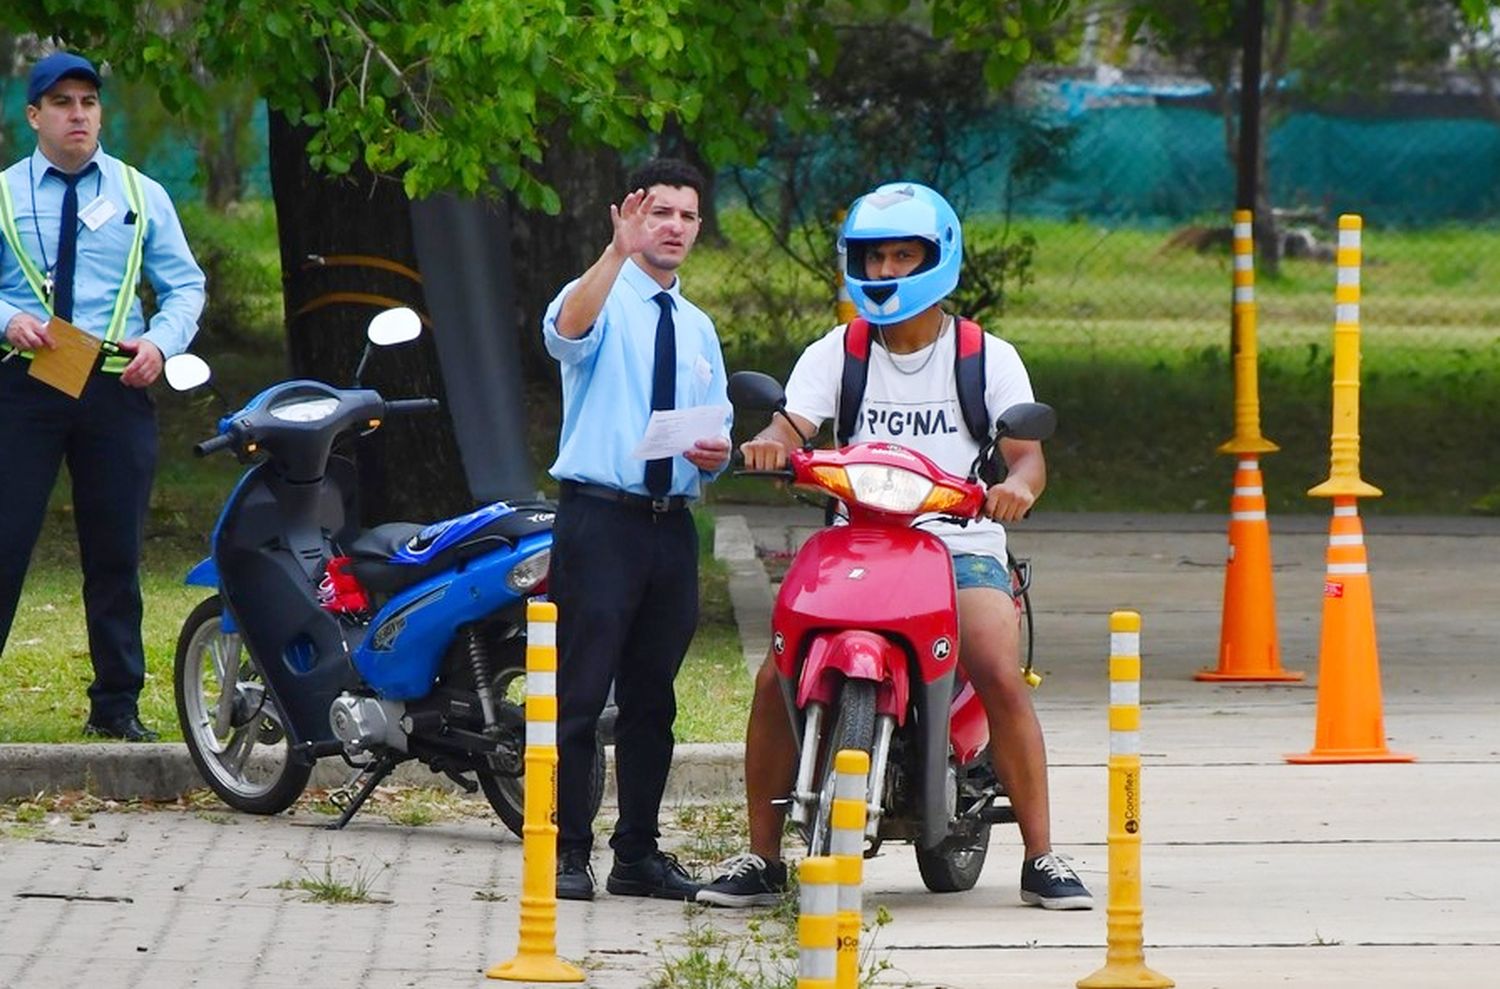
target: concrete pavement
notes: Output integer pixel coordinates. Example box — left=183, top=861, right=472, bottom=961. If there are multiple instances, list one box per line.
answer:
left=3, top=508, right=1499, bottom=987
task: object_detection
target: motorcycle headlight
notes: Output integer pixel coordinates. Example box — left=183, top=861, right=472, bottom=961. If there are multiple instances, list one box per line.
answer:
left=505, top=549, right=551, bottom=593
left=845, top=464, right=934, bottom=514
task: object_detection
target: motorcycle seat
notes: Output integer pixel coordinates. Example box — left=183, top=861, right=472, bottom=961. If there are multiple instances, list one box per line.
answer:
left=345, top=501, right=555, bottom=595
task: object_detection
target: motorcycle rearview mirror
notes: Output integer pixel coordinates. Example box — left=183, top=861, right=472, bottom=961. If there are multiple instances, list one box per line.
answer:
left=728, top=370, right=812, bottom=448
left=727, top=370, right=785, bottom=412
left=994, top=402, right=1057, bottom=442
left=354, top=307, right=423, bottom=386
left=163, top=352, right=232, bottom=412
left=367, top=306, right=422, bottom=346
left=969, top=402, right=1056, bottom=483
left=163, top=353, right=211, bottom=392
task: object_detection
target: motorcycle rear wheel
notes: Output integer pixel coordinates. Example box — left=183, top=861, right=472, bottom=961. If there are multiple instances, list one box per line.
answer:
left=807, top=678, right=877, bottom=857
left=476, top=662, right=605, bottom=839
left=174, top=596, right=311, bottom=815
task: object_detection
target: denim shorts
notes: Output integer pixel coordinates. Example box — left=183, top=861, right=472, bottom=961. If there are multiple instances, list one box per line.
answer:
left=952, top=553, right=1017, bottom=597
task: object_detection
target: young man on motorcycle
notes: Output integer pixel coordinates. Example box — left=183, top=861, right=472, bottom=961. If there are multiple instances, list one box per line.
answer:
left=698, top=182, right=1093, bottom=910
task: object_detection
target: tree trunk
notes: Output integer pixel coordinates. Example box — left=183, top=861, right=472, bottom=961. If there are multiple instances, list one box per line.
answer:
left=267, top=109, right=471, bottom=525
left=507, top=133, right=626, bottom=398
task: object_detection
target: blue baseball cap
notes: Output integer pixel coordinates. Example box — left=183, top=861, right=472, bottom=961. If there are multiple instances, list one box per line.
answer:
left=27, top=52, right=103, bottom=105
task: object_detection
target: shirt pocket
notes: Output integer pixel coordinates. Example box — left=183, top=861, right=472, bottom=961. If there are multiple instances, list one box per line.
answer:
left=78, top=196, right=140, bottom=271
left=684, top=347, right=715, bottom=407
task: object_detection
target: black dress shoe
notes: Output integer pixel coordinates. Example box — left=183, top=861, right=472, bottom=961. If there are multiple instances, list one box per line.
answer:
left=82, top=716, right=160, bottom=742
left=556, top=848, right=595, bottom=902
left=606, top=850, right=702, bottom=901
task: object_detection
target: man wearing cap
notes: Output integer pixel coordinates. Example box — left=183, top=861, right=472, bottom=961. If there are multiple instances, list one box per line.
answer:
left=1, top=52, right=205, bottom=741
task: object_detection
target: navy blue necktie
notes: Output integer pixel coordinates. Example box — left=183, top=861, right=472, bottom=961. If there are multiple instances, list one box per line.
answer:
left=646, top=292, right=677, bottom=497
left=49, top=166, right=89, bottom=322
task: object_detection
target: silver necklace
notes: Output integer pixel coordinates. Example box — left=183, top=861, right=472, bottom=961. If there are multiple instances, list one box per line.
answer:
left=877, top=314, right=950, bottom=376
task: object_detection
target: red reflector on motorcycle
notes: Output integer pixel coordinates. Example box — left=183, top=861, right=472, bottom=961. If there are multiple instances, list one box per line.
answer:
left=318, top=556, right=372, bottom=615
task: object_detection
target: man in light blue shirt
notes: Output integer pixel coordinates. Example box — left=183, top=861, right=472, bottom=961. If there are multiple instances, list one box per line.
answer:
left=542, top=157, right=731, bottom=902
left=0, top=52, right=206, bottom=742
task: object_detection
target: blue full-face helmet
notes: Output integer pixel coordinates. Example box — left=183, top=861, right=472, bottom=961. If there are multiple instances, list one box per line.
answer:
left=840, top=182, right=962, bottom=324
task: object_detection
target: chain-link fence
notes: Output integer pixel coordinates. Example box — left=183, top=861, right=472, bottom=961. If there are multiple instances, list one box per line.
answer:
left=682, top=94, right=1500, bottom=515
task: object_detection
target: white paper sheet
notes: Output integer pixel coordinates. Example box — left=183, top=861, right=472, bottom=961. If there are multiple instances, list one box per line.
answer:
left=630, top=404, right=731, bottom=460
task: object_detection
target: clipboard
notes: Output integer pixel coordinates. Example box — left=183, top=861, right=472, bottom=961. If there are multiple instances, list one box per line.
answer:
left=28, top=317, right=103, bottom=399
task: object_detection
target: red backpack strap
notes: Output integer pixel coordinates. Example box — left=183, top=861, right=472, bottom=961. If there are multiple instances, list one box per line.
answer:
left=836, top=318, right=872, bottom=447
left=953, top=317, right=990, bottom=445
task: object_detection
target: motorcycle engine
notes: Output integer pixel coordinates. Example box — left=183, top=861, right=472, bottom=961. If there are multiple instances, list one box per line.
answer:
left=330, top=694, right=409, bottom=754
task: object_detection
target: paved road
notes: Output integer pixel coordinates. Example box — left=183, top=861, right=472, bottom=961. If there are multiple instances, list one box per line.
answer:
left=3, top=509, right=1499, bottom=987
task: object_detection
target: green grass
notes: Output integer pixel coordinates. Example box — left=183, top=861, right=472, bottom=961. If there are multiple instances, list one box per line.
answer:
left=273, top=850, right=391, bottom=904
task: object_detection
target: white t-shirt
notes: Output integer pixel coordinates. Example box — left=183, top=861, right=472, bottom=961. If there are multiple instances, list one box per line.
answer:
left=783, top=317, right=1035, bottom=565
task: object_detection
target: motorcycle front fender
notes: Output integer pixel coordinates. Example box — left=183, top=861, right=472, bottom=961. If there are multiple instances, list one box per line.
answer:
left=796, top=629, right=909, bottom=724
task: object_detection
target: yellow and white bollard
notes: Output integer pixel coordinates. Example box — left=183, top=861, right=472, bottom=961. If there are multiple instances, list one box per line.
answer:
left=1307, top=215, right=1382, bottom=502
left=798, top=857, right=839, bottom=989
left=1078, top=611, right=1173, bottom=989
left=486, top=601, right=584, bottom=983
left=1217, top=209, right=1278, bottom=457
left=830, top=750, right=870, bottom=989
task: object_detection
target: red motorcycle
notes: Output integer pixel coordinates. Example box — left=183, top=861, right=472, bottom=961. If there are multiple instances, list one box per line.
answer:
left=728, top=371, right=1056, bottom=892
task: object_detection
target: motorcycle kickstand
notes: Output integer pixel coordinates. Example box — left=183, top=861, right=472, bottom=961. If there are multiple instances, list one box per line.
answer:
left=325, top=754, right=397, bottom=831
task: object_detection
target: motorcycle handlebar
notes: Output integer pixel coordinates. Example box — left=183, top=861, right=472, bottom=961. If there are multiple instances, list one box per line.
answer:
left=193, top=433, right=234, bottom=457
left=384, top=398, right=441, bottom=415
left=730, top=450, right=795, bottom=480
left=734, top=467, right=797, bottom=480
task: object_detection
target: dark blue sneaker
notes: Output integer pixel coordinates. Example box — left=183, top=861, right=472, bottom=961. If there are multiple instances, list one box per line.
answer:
left=696, top=853, right=789, bottom=908
left=1020, top=852, right=1094, bottom=910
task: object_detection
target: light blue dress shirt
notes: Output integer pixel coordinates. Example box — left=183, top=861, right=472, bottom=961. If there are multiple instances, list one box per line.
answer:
left=1, top=146, right=205, bottom=358
left=543, top=258, right=731, bottom=499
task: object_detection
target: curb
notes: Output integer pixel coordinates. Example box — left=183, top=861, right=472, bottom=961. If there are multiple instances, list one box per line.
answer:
left=0, top=741, right=748, bottom=806
left=712, top=513, right=774, bottom=678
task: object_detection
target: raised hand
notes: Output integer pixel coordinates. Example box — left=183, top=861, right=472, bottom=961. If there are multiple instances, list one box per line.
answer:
left=609, top=188, right=659, bottom=258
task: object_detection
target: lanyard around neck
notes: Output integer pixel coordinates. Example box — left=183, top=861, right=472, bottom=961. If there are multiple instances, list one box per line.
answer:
left=27, top=154, right=103, bottom=279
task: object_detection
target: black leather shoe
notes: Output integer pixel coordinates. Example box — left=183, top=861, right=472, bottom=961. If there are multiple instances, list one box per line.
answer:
left=606, top=850, right=702, bottom=901
left=556, top=848, right=595, bottom=902
left=82, top=716, right=160, bottom=742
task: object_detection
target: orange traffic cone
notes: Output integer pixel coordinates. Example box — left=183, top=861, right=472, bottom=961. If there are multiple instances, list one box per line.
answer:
left=1198, top=457, right=1303, bottom=682
left=1287, top=498, right=1414, bottom=764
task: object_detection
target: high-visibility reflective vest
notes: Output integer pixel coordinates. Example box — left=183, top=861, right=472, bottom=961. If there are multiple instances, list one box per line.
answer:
left=0, top=159, right=148, bottom=374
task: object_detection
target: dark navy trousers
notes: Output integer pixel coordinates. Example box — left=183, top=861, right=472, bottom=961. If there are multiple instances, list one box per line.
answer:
left=550, top=487, right=699, bottom=860
left=0, top=358, right=158, bottom=724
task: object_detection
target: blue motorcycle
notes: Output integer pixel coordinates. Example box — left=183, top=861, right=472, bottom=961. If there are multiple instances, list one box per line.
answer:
left=166, top=308, right=602, bottom=833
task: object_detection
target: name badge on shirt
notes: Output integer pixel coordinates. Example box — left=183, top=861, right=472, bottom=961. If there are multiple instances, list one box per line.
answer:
left=78, top=196, right=118, bottom=231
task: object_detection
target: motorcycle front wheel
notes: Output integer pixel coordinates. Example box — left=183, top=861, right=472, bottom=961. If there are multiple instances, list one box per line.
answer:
left=476, top=661, right=605, bottom=839
left=807, top=678, right=877, bottom=857
left=174, top=595, right=310, bottom=815
left=915, top=818, right=991, bottom=892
